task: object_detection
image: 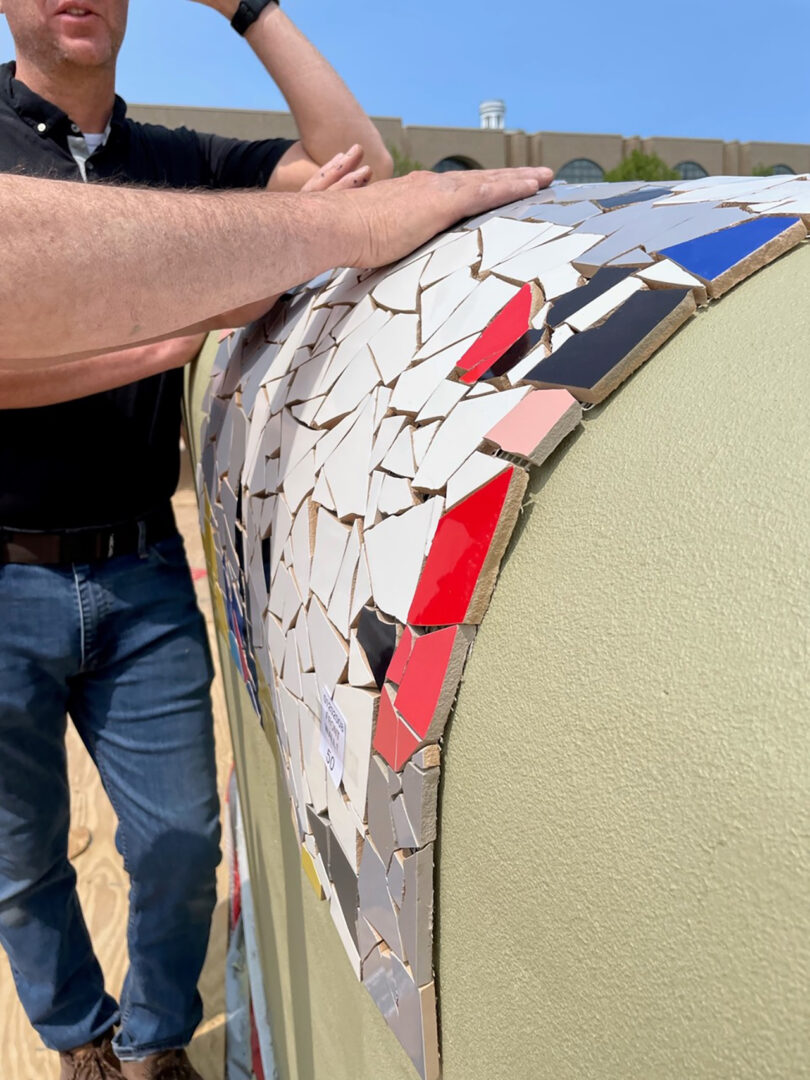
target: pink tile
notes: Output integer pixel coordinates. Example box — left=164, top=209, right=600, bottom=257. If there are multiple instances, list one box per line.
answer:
left=484, top=389, right=582, bottom=465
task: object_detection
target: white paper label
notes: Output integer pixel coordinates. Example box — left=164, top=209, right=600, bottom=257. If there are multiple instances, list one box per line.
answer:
left=320, top=688, right=347, bottom=788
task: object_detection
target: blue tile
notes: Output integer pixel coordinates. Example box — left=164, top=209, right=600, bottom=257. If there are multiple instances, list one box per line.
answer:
left=597, top=187, right=673, bottom=209
left=660, top=216, right=802, bottom=282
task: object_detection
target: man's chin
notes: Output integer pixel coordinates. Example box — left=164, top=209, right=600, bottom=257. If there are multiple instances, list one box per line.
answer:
left=57, top=37, right=114, bottom=68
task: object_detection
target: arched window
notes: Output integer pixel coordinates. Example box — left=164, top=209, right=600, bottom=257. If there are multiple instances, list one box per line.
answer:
left=771, top=164, right=795, bottom=175
left=433, top=156, right=480, bottom=173
left=557, top=158, right=604, bottom=184
left=674, top=161, right=708, bottom=180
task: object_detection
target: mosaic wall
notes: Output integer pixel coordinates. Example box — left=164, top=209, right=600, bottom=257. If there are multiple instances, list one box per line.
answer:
left=196, top=174, right=809, bottom=1079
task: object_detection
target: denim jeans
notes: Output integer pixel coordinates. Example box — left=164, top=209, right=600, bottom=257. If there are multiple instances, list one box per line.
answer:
left=0, top=534, right=220, bottom=1060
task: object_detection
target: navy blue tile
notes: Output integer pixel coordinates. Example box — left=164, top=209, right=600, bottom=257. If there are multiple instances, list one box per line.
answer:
left=660, top=215, right=802, bottom=282
left=357, top=607, right=397, bottom=690
left=597, top=187, right=673, bottom=209
left=524, top=287, right=692, bottom=401
left=547, top=266, right=635, bottom=329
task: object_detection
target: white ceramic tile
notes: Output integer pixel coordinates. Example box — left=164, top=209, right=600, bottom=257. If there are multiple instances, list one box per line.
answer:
left=412, top=421, right=440, bottom=468
left=529, top=201, right=601, bottom=226
left=243, top=389, right=271, bottom=494
left=283, top=629, right=303, bottom=699
left=415, top=378, right=468, bottom=423
left=418, top=276, right=519, bottom=359
left=269, top=495, right=293, bottom=582
left=315, top=345, right=381, bottom=427
left=608, top=246, right=655, bottom=267
left=260, top=409, right=282, bottom=459
left=367, top=314, right=420, bottom=387
left=350, top=547, right=373, bottom=625
left=301, top=670, right=321, bottom=719
left=268, top=561, right=302, bottom=635
left=288, top=352, right=333, bottom=405
left=290, top=394, right=326, bottom=426
left=363, top=469, right=385, bottom=531
left=494, top=233, right=602, bottom=284
left=297, top=303, right=333, bottom=349
left=327, top=773, right=362, bottom=871
left=656, top=177, right=789, bottom=205
left=327, top=522, right=361, bottom=638
left=322, top=308, right=390, bottom=399
left=299, top=702, right=328, bottom=814
left=420, top=230, right=480, bottom=287
left=364, top=498, right=443, bottom=622
left=373, top=386, right=392, bottom=431
left=377, top=474, right=418, bottom=516
left=531, top=300, right=552, bottom=330
left=478, top=219, right=563, bottom=273
left=312, top=468, right=336, bottom=511
left=264, top=611, right=287, bottom=675
left=419, top=266, right=478, bottom=344
left=294, top=607, right=314, bottom=672
left=308, top=597, right=349, bottom=696
left=279, top=405, right=326, bottom=488
left=507, top=341, right=549, bottom=384
left=637, top=258, right=707, bottom=290
left=445, top=451, right=510, bottom=509
left=310, top=508, right=351, bottom=608
left=381, top=424, right=416, bottom=478
left=334, top=684, right=378, bottom=821
left=550, top=324, right=575, bottom=352
left=371, top=415, right=406, bottom=470
left=333, top=295, right=375, bottom=342
left=372, top=254, right=430, bottom=312
left=348, top=631, right=377, bottom=688
left=290, top=498, right=315, bottom=599
left=566, top=276, right=645, bottom=332
left=314, top=401, right=366, bottom=470
left=412, top=386, right=531, bottom=492
left=283, top=448, right=317, bottom=514
left=389, top=341, right=468, bottom=415
left=323, top=397, right=375, bottom=520
left=465, top=382, right=497, bottom=396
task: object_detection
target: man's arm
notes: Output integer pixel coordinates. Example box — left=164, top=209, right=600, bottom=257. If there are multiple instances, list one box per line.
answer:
left=193, top=0, right=393, bottom=188
left=0, top=165, right=552, bottom=363
left=0, top=335, right=207, bottom=410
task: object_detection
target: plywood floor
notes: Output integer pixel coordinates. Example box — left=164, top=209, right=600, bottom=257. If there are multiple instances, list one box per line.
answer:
left=0, top=477, right=230, bottom=1080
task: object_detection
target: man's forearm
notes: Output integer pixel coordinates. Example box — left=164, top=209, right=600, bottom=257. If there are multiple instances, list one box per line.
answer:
left=0, top=335, right=207, bottom=408
left=244, top=4, right=392, bottom=180
left=0, top=165, right=551, bottom=364
left=0, top=175, right=355, bottom=363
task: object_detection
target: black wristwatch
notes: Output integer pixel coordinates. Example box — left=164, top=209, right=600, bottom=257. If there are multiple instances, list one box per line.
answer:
left=231, top=0, right=278, bottom=36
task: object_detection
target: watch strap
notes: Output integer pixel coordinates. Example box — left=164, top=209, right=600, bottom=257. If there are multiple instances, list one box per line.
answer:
left=231, top=0, right=277, bottom=36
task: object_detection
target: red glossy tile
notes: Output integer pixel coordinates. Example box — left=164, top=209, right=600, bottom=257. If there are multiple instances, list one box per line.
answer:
left=386, top=626, right=414, bottom=685
left=408, top=467, right=514, bottom=626
left=372, top=686, right=399, bottom=770
left=457, top=283, right=533, bottom=385
left=395, top=626, right=459, bottom=739
left=394, top=719, right=423, bottom=772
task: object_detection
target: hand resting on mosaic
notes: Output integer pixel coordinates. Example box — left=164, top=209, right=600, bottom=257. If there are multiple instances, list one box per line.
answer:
left=0, top=165, right=555, bottom=362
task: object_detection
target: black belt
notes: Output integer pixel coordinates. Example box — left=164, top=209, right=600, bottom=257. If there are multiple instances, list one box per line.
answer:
left=0, top=506, right=178, bottom=566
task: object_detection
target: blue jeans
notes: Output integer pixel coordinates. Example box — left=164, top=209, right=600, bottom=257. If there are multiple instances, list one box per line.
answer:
left=0, top=534, right=220, bottom=1060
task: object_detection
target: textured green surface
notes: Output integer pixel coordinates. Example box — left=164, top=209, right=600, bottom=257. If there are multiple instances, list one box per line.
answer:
left=190, top=244, right=810, bottom=1080
left=438, top=244, right=810, bottom=1080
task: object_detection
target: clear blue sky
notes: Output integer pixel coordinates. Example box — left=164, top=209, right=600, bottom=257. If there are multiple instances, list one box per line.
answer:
left=1, top=0, right=808, bottom=144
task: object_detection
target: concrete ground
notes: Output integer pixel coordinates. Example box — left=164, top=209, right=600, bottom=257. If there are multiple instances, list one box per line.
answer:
left=0, top=465, right=231, bottom=1080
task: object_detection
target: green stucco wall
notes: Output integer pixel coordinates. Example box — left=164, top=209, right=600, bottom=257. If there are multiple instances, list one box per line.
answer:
left=190, top=242, right=810, bottom=1080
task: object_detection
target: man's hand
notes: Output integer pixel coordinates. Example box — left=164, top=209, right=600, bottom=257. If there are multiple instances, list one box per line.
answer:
left=332, top=165, right=556, bottom=269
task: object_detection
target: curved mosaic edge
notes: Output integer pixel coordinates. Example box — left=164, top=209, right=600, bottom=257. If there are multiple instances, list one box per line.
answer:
left=195, top=173, right=809, bottom=1079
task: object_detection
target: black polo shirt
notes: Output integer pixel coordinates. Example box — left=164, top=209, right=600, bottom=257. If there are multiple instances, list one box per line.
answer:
left=0, top=61, right=294, bottom=530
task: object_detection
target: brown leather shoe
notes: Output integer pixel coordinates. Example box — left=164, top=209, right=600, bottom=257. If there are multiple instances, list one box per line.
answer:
left=120, top=1050, right=203, bottom=1080
left=59, top=1034, right=123, bottom=1079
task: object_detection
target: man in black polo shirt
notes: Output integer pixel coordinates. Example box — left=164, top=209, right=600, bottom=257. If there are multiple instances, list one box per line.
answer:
left=0, top=0, right=393, bottom=1077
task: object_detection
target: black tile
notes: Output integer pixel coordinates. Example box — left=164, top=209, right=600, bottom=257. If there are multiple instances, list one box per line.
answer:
left=483, top=328, right=545, bottom=380
left=547, top=266, right=635, bottom=329
left=328, top=834, right=360, bottom=948
left=357, top=607, right=397, bottom=690
left=524, top=287, right=691, bottom=397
